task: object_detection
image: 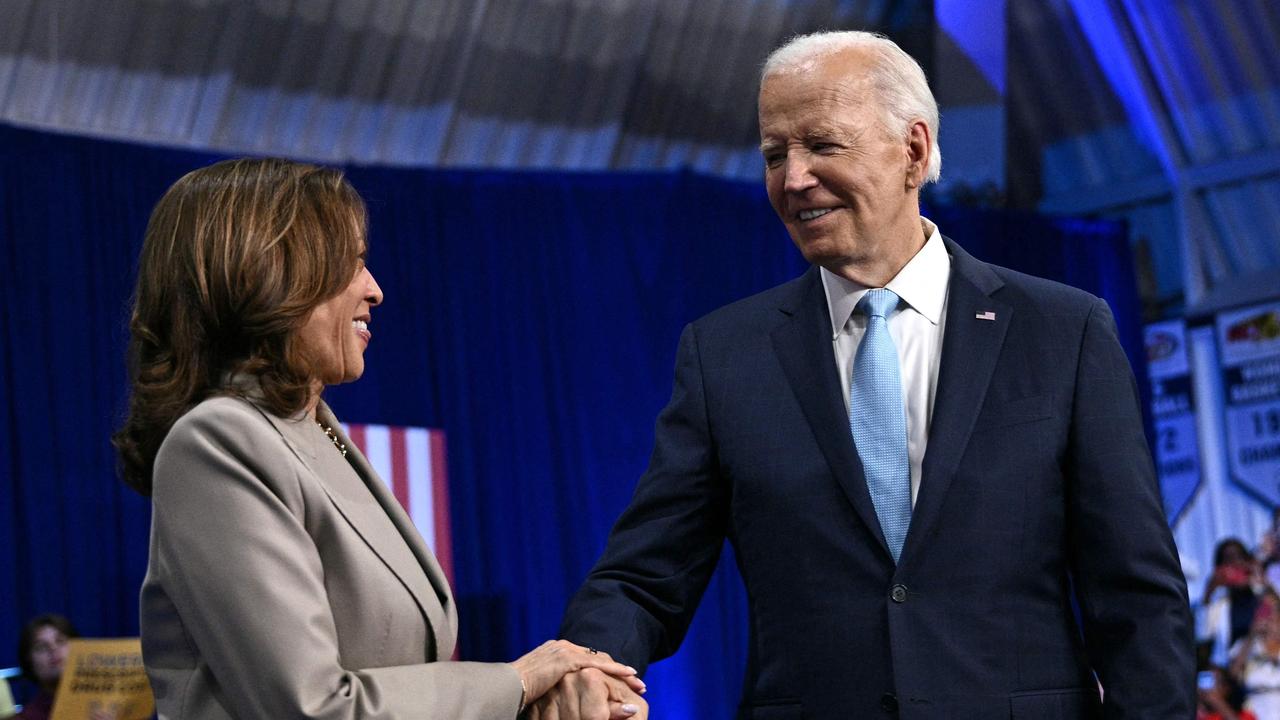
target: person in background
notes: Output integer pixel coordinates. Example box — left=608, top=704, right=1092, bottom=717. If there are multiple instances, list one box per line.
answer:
left=1198, top=665, right=1255, bottom=720
left=1256, top=507, right=1280, bottom=590
left=1229, top=590, right=1280, bottom=719
left=113, top=158, right=645, bottom=719
left=14, top=614, right=113, bottom=720
left=1203, top=538, right=1269, bottom=666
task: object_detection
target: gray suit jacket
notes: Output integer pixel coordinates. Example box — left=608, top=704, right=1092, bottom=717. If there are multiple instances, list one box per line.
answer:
left=140, top=393, right=522, bottom=719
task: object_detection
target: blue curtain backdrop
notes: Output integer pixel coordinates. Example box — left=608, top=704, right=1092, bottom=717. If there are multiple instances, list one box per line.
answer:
left=0, top=122, right=1145, bottom=717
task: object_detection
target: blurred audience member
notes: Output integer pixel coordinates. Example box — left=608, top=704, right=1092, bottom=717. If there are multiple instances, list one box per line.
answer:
left=1198, top=665, right=1255, bottom=720
left=1230, top=591, right=1280, bottom=718
left=1203, top=538, right=1269, bottom=665
left=1257, top=508, right=1280, bottom=590
left=13, top=614, right=114, bottom=720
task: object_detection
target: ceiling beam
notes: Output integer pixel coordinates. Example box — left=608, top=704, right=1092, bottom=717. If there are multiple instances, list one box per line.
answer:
left=1039, top=145, right=1280, bottom=215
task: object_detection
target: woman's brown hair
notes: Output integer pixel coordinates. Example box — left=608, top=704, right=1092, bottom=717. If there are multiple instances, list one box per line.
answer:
left=113, top=158, right=367, bottom=495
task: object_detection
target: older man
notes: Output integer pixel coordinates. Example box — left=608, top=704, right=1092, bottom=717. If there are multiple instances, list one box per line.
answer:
left=542, top=30, right=1194, bottom=718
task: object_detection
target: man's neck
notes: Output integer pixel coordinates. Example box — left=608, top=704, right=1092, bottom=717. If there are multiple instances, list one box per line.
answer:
left=823, top=213, right=928, bottom=287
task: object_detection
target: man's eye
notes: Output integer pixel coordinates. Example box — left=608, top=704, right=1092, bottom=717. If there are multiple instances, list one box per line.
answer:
left=763, top=153, right=784, bottom=168
left=811, top=143, right=836, bottom=153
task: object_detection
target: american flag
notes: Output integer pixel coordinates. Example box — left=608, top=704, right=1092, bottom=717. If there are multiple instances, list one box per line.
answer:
left=341, top=423, right=453, bottom=586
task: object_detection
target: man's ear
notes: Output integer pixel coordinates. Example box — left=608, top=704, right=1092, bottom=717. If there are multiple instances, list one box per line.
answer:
left=905, top=119, right=930, bottom=189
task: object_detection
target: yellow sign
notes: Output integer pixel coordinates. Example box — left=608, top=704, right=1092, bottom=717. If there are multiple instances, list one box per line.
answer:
left=50, top=639, right=154, bottom=720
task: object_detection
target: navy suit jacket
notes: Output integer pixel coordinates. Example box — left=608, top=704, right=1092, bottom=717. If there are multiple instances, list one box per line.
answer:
left=561, top=238, right=1194, bottom=719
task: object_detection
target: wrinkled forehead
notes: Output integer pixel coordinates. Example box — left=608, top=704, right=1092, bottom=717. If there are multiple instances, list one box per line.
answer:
left=757, top=71, right=877, bottom=143
left=759, top=75, right=866, bottom=113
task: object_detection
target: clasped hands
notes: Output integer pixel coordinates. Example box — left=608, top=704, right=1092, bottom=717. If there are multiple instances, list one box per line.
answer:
left=511, top=640, right=648, bottom=719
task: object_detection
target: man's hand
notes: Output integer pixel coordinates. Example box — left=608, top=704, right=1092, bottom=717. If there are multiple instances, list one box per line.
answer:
left=524, top=667, right=648, bottom=720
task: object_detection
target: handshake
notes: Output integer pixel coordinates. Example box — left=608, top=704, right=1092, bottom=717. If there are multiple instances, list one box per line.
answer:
left=511, top=640, right=648, bottom=719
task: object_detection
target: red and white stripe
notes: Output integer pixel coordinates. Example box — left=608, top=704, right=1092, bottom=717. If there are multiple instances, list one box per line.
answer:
left=343, top=423, right=454, bottom=585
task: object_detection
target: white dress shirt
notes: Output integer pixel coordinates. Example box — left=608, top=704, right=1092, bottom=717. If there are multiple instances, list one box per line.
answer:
left=821, top=218, right=951, bottom=506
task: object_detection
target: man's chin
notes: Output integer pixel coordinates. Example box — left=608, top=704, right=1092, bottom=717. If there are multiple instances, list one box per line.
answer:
left=791, top=236, right=848, bottom=267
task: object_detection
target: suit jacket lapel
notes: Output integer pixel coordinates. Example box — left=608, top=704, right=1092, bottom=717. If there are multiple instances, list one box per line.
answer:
left=772, top=268, right=893, bottom=559
left=899, top=239, right=1010, bottom=567
left=261, top=403, right=455, bottom=659
left=316, top=403, right=458, bottom=657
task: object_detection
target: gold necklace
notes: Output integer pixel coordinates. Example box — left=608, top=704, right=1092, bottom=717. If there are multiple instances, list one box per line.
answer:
left=316, top=422, right=348, bottom=457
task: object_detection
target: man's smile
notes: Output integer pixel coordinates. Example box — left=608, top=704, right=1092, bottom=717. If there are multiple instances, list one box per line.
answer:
left=797, top=207, right=837, bottom=221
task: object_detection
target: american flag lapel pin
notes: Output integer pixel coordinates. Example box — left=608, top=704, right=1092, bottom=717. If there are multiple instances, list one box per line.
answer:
left=976, top=311, right=996, bottom=321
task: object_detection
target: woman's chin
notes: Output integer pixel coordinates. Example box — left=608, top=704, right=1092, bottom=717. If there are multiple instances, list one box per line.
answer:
left=339, top=364, right=365, bottom=384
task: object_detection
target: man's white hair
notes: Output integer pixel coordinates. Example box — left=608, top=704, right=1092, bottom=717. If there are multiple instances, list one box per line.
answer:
left=761, top=31, right=942, bottom=184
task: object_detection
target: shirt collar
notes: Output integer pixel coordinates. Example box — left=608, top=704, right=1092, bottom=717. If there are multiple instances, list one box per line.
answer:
left=820, top=217, right=951, bottom=338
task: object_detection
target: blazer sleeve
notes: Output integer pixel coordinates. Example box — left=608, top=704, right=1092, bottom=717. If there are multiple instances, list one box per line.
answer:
left=560, top=323, right=731, bottom=675
left=149, top=401, right=524, bottom=720
left=1063, top=298, right=1196, bottom=717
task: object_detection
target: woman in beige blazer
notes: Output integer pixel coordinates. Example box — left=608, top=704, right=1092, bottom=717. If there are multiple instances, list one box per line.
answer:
left=112, top=158, right=645, bottom=719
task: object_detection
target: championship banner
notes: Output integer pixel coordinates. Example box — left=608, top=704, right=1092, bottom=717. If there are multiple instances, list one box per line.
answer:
left=1145, top=320, right=1201, bottom=521
left=1217, top=301, right=1280, bottom=504
left=50, top=639, right=154, bottom=720
left=343, top=423, right=453, bottom=584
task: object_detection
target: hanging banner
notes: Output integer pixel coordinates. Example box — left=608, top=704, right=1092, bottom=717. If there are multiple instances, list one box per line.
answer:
left=1145, top=319, right=1201, bottom=521
left=1217, top=300, right=1280, bottom=505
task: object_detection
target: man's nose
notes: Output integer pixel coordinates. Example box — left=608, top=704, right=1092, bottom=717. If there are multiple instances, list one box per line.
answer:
left=783, top=154, right=818, bottom=193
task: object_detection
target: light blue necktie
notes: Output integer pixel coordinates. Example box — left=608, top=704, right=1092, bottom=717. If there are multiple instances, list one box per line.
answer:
left=850, top=288, right=911, bottom=562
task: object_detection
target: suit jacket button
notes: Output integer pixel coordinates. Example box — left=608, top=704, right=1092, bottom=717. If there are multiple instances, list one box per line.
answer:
left=890, top=584, right=908, bottom=603
left=880, top=693, right=899, bottom=713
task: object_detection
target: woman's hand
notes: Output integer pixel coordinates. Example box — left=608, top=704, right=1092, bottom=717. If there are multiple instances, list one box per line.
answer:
left=525, top=668, right=648, bottom=720
left=511, top=640, right=644, bottom=706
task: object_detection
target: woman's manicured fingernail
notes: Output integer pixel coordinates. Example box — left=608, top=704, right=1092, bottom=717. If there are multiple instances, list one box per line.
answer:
left=622, top=704, right=639, bottom=715
left=626, top=666, right=637, bottom=674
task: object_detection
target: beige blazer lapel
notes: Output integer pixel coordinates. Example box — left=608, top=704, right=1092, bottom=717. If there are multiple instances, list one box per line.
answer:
left=257, top=402, right=455, bottom=659
left=316, top=402, right=460, bottom=657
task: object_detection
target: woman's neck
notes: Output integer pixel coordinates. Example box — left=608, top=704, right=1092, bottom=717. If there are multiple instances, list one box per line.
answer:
left=306, top=379, right=323, bottom=420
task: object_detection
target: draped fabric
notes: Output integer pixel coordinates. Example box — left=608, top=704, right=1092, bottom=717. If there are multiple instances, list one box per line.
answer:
left=3, top=0, right=1275, bottom=299
left=0, top=122, right=1143, bottom=717
left=1013, top=0, right=1280, bottom=303
left=0, top=0, right=926, bottom=177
